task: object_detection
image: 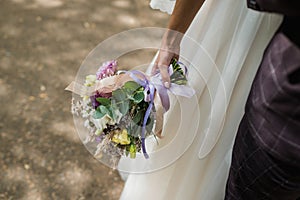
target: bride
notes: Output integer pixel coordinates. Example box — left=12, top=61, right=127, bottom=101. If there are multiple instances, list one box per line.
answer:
left=119, top=0, right=282, bottom=199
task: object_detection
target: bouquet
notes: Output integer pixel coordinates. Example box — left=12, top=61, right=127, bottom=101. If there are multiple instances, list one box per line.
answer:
left=67, top=59, right=195, bottom=165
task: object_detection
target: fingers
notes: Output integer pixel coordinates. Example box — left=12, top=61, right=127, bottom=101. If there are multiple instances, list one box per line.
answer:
left=152, top=60, right=170, bottom=88
left=151, top=62, right=159, bottom=75
left=152, top=50, right=177, bottom=88
left=158, top=63, right=171, bottom=88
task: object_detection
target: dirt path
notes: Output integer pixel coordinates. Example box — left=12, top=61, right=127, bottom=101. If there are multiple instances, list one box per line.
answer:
left=0, top=1, right=168, bottom=199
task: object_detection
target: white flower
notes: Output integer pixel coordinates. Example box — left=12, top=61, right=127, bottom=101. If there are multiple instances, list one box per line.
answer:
left=84, top=75, right=97, bottom=87
left=91, top=114, right=115, bottom=132
left=95, top=129, right=102, bottom=136
left=84, top=119, right=90, bottom=128
left=113, top=109, right=123, bottom=124
left=81, top=110, right=89, bottom=118
left=82, top=95, right=90, bottom=102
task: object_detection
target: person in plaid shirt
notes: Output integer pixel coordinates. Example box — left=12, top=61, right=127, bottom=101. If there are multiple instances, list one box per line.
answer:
left=225, top=1, right=300, bottom=199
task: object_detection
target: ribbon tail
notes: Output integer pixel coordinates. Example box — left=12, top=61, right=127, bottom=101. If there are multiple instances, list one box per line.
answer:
left=141, top=102, right=153, bottom=159
left=154, top=94, right=164, bottom=138
left=141, top=138, right=149, bottom=159
left=169, top=84, right=196, bottom=98
left=155, top=85, right=170, bottom=111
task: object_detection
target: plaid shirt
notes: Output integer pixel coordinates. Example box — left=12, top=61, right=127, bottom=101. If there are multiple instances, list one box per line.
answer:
left=245, top=0, right=300, bottom=167
left=245, top=32, right=300, bottom=167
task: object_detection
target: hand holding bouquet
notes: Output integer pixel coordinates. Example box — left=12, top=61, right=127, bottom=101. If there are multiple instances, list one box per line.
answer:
left=66, top=58, right=195, bottom=164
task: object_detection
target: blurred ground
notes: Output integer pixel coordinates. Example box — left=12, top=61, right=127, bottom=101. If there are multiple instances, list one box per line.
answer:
left=0, top=0, right=168, bottom=199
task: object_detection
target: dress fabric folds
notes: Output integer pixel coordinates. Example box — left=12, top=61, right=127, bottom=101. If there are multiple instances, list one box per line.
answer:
left=119, top=0, right=282, bottom=199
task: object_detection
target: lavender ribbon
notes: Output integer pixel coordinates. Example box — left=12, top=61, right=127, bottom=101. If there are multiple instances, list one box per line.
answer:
left=150, top=65, right=195, bottom=112
left=129, top=71, right=154, bottom=159
left=128, top=65, right=195, bottom=159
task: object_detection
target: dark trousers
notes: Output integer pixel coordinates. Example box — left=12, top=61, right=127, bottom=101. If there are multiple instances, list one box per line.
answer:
left=225, top=116, right=300, bottom=199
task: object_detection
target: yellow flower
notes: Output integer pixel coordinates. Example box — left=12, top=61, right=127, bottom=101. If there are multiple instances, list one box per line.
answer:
left=112, top=129, right=130, bottom=145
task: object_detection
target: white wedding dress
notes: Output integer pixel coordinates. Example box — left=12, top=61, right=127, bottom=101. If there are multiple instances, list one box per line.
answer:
left=119, top=0, right=282, bottom=199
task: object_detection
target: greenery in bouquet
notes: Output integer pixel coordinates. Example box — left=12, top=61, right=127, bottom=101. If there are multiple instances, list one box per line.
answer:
left=71, top=58, right=190, bottom=163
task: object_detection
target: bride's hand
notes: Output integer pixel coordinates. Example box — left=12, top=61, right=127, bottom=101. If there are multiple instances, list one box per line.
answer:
left=152, top=31, right=182, bottom=88
left=151, top=0, right=204, bottom=88
left=152, top=47, right=179, bottom=88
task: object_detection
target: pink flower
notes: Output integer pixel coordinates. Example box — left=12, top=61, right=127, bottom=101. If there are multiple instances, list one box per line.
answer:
left=96, top=60, right=117, bottom=80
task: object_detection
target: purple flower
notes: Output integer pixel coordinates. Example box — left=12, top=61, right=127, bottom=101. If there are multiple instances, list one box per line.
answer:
left=90, top=91, right=112, bottom=109
left=96, top=60, right=117, bottom=80
left=95, top=134, right=105, bottom=142
left=90, top=94, right=100, bottom=108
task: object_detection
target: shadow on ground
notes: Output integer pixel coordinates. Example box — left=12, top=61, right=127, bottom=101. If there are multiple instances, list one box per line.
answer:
left=0, top=0, right=168, bottom=199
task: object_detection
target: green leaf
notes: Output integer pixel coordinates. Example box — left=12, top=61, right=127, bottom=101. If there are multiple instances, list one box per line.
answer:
left=112, top=89, right=126, bottom=102
left=170, top=71, right=187, bottom=85
left=110, top=99, right=119, bottom=120
left=133, top=91, right=144, bottom=103
left=171, top=58, right=183, bottom=73
left=96, top=97, right=111, bottom=106
left=125, top=148, right=129, bottom=157
left=112, top=89, right=130, bottom=115
left=106, top=106, right=114, bottom=119
left=93, top=110, right=105, bottom=119
left=98, top=105, right=109, bottom=115
left=128, top=123, right=141, bottom=137
left=123, top=81, right=140, bottom=92
left=170, top=58, right=188, bottom=85
left=132, top=111, right=143, bottom=124
left=119, top=101, right=129, bottom=115
left=146, top=115, right=155, bottom=134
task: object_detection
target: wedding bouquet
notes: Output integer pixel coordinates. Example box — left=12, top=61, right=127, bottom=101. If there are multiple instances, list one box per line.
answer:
left=67, top=58, right=195, bottom=163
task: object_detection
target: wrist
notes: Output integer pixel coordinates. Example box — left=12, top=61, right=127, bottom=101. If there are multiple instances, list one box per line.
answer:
left=161, top=29, right=183, bottom=49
